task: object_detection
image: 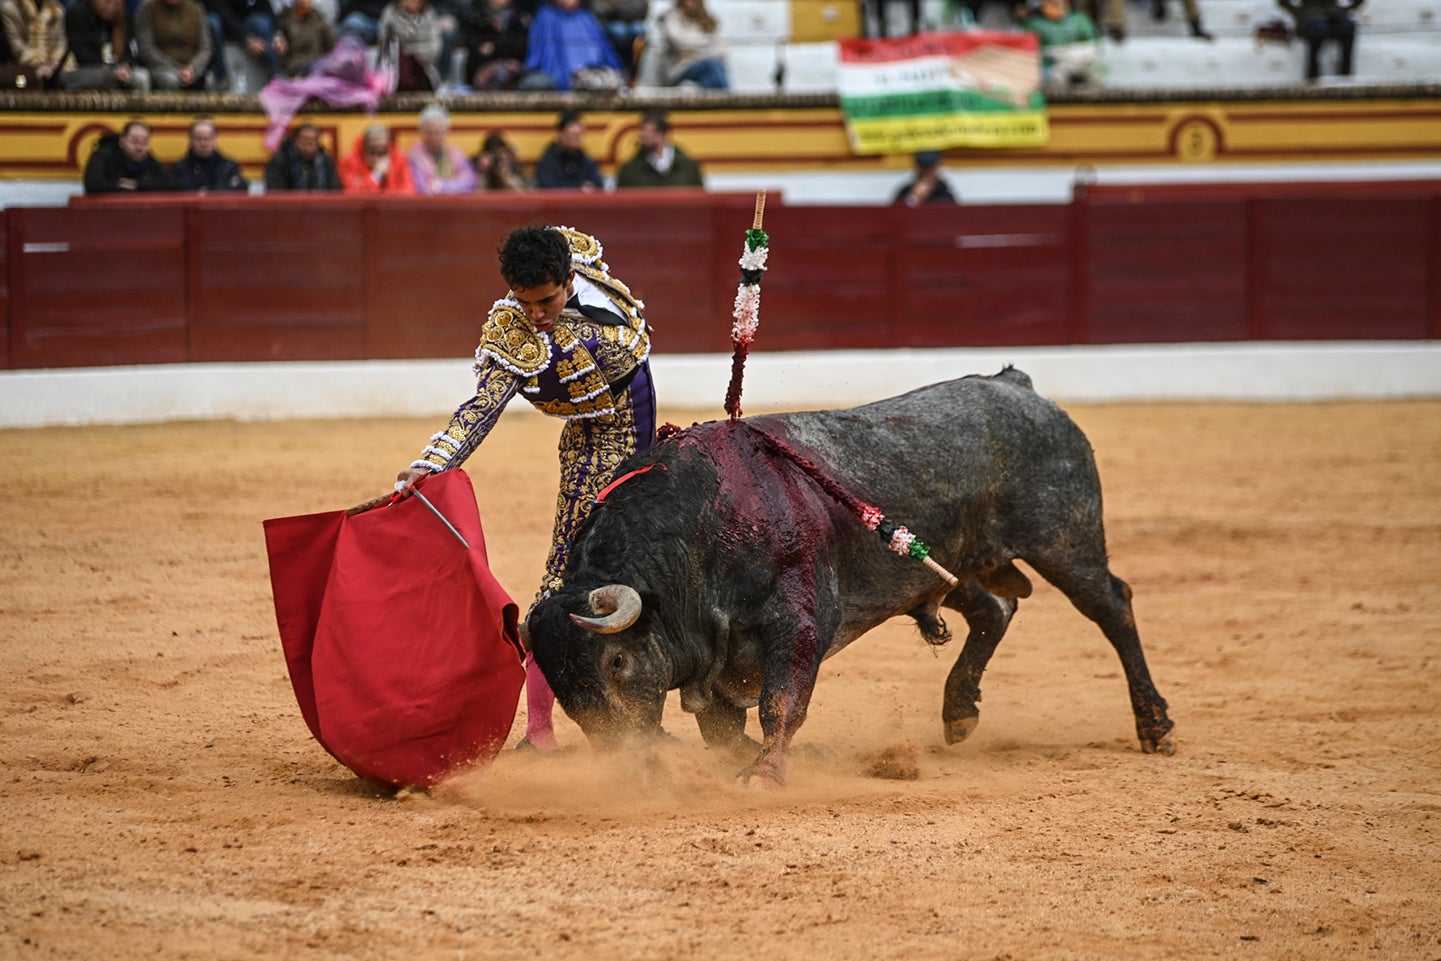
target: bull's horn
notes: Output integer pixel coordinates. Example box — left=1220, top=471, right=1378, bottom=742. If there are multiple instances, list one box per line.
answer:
left=569, top=584, right=642, bottom=634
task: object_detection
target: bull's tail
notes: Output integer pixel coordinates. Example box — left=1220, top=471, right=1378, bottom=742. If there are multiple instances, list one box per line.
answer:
left=965, top=365, right=1033, bottom=391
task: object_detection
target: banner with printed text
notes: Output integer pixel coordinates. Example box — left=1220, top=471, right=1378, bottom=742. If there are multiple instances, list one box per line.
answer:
left=837, top=31, right=1049, bottom=155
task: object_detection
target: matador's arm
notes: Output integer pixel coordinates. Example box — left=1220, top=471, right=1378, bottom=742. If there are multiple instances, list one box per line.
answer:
left=410, top=363, right=521, bottom=474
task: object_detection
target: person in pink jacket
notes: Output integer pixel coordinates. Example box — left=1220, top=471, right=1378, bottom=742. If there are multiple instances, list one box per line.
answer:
left=408, top=104, right=478, bottom=195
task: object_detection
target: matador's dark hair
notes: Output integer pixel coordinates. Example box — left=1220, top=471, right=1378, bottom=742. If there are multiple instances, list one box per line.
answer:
left=498, top=225, right=571, bottom=291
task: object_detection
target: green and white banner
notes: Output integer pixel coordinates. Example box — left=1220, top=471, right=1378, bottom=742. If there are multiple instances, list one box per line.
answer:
left=837, top=31, right=1049, bottom=155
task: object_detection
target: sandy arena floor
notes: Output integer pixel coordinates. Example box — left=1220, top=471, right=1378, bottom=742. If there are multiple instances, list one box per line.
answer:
left=2, top=394, right=1439, bottom=960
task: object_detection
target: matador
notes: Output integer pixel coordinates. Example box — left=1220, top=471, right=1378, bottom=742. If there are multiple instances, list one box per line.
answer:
left=397, top=224, right=656, bottom=750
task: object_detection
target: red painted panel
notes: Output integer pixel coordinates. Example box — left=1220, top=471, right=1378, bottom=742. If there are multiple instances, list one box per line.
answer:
left=0, top=211, right=10, bottom=369
left=8, top=206, right=187, bottom=368
left=756, top=206, right=893, bottom=351
left=365, top=204, right=500, bottom=359
left=897, top=205, right=1072, bottom=347
left=1084, top=198, right=1250, bottom=343
left=188, top=204, right=368, bottom=362
left=1253, top=197, right=1430, bottom=340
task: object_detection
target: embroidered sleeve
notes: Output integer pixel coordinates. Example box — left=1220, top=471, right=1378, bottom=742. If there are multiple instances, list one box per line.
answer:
left=411, top=363, right=520, bottom=473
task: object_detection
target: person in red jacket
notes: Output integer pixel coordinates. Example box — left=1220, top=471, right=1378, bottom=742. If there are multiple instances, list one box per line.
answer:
left=337, top=124, right=416, bottom=194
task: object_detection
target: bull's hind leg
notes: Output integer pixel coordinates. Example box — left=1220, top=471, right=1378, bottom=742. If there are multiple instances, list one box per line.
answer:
left=1028, top=556, right=1176, bottom=755
left=940, top=578, right=1019, bottom=745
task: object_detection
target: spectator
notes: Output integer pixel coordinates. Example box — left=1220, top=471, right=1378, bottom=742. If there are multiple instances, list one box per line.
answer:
left=615, top=108, right=704, bottom=188
left=200, top=0, right=277, bottom=90
left=891, top=150, right=959, bottom=207
left=337, top=0, right=385, bottom=43
left=378, top=0, right=442, bottom=91
left=654, top=0, right=726, bottom=89
left=135, top=0, right=212, bottom=90
left=1022, top=0, right=1101, bottom=90
left=522, top=0, right=624, bottom=91
left=1, top=0, right=70, bottom=89
left=338, top=123, right=416, bottom=194
left=533, top=109, right=603, bottom=191
left=1279, top=0, right=1362, bottom=81
left=474, top=130, right=527, bottom=191
left=590, top=0, right=647, bottom=68
left=273, top=0, right=334, bottom=76
left=864, top=0, right=919, bottom=37
left=1104, top=0, right=1210, bottom=41
left=83, top=120, right=177, bottom=193
left=408, top=103, right=477, bottom=194
left=61, top=0, right=152, bottom=93
left=264, top=122, right=342, bottom=191
left=172, top=116, right=249, bottom=192
left=456, top=0, right=529, bottom=89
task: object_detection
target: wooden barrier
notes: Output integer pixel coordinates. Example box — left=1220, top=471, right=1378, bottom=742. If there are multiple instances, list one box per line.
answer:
left=4, top=180, right=1439, bottom=371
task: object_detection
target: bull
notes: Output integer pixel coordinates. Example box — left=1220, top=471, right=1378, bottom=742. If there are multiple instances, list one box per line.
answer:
left=525, top=368, right=1175, bottom=786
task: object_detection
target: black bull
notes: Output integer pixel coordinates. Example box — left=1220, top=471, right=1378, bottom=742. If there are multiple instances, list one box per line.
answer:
left=526, top=368, right=1176, bottom=786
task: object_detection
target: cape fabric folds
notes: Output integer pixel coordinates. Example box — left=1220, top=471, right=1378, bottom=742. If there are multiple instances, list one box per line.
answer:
left=262, top=469, right=524, bottom=788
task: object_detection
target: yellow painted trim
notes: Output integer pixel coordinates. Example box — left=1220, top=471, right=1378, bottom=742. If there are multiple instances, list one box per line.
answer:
left=3, top=97, right=1439, bottom=182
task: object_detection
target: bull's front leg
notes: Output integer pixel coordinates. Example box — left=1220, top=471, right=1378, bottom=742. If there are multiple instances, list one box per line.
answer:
left=739, top=619, right=822, bottom=789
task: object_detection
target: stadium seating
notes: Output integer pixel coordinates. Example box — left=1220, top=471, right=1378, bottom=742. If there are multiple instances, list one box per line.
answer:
left=692, top=0, right=1441, bottom=94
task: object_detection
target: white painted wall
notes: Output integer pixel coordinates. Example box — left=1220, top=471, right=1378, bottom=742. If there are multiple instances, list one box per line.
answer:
left=3, top=342, right=1438, bottom=429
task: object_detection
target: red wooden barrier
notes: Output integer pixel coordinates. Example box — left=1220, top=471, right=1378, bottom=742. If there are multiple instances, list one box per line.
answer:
left=4, top=182, right=1436, bottom=372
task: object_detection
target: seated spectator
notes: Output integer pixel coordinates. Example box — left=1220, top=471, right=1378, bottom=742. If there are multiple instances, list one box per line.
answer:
left=1279, top=0, right=1362, bottom=81
left=172, top=116, right=249, bottom=192
left=1102, top=0, right=1210, bottom=41
left=864, top=0, right=919, bottom=37
left=591, top=0, right=647, bottom=69
left=616, top=108, right=704, bottom=188
left=60, top=0, right=152, bottom=93
left=1021, top=0, right=1101, bottom=91
left=456, top=0, right=529, bottom=89
left=654, top=0, right=727, bottom=90
left=378, top=0, right=442, bottom=91
left=533, top=109, right=603, bottom=191
left=522, top=0, right=624, bottom=91
left=473, top=130, right=527, bottom=191
left=201, top=0, right=278, bottom=90
left=337, top=0, right=385, bottom=43
left=273, top=0, right=334, bottom=76
left=1, top=0, right=70, bottom=89
left=135, top=0, right=213, bottom=90
left=408, top=103, right=477, bottom=194
left=1139, top=0, right=1213, bottom=40
left=891, top=151, right=959, bottom=207
left=338, top=123, right=416, bottom=194
left=264, top=122, right=342, bottom=191
left=83, top=120, right=178, bottom=193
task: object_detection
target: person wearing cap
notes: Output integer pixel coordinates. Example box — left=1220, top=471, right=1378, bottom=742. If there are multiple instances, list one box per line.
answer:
left=891, top=151, right=959, bottom=207
left=615, top=108, right=705, bottom=189
left=395, top=225, right=656, bottom=752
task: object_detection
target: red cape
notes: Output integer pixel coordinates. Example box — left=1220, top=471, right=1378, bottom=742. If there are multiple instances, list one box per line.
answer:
left=263, top=470, right=524, bottom=788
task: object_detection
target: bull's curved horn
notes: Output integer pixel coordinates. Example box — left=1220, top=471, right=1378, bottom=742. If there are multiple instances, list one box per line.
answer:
left=569, top=584, right=642, bottom=634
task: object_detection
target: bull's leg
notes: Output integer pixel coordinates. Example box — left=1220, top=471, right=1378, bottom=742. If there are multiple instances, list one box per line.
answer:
left=739, top=617, right=825, bottom=789
left=1028, top=557, right=1176, bottom=755
left=940, top=577, right=1018, bottom=744
left=694, top=697, right=762, bottom=760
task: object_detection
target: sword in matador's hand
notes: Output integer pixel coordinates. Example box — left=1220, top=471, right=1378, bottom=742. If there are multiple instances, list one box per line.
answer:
left=393, top=480, right=471, bottom=549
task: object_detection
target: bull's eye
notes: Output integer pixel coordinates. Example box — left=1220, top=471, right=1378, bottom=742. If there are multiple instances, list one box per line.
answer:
left=611, top=652, right=626, bottom=675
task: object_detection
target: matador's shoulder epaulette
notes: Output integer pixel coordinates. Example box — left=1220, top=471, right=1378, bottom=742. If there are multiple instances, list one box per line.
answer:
left=477, top=300, right=549, bottom=376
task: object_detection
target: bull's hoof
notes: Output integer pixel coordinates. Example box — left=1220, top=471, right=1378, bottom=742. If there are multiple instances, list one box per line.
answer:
left=944, top=716, right=979, bottom=745
left=1139, top=725, right=1178, bottom=756
left=736, top=762, right=785, bottom=790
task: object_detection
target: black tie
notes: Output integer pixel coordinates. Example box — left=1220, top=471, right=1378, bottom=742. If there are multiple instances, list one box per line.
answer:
left=567, top=295, right=627, bottom=328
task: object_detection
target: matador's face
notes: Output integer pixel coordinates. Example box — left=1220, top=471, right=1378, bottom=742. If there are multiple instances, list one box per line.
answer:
left=511, top=270, right=574, bottom=333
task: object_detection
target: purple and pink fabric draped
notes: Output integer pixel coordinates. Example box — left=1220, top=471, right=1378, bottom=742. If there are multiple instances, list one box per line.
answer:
left=260, top=36, right=396, bottom=152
